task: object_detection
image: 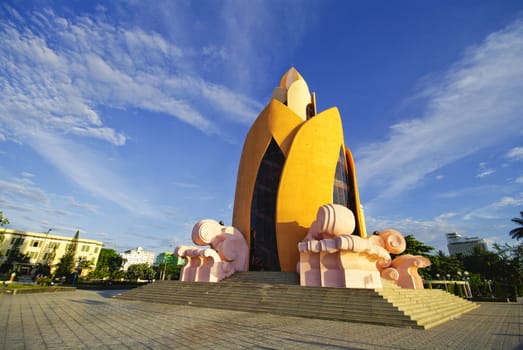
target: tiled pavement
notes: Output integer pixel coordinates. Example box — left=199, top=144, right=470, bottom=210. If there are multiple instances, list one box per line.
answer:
left=0, top=289, right=521, bottom=349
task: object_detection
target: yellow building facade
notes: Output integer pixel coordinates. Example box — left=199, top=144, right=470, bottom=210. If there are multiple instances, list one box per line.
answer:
left=233, top=68, right=366, bottom=272
left=0, top=228, right=103, bottom=276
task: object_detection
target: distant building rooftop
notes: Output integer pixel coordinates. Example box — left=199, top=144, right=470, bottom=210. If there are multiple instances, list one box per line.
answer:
left=446, top=232, right=487, bottom=256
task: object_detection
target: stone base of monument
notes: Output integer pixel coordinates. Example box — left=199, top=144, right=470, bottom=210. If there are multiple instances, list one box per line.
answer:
left=116, top=272, right=479, bottom=330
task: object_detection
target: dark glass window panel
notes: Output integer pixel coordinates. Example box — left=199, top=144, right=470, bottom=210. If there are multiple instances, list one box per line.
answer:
left=333, top=147, right=350, bottom=207
left=250, top=138, right=283, bottom=271
left=332, top=146, right=361, bottom=236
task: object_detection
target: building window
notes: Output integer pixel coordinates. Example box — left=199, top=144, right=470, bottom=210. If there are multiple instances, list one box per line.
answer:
left=10, top=237, right=24, bottom=246
left=81, top=245, right=90, bottom=252
left=48, top=242, right=60, bottom=249
left=94, top=247, right=99, bottom=254
left=332, top=147, right=362, bottom=236
left=333, top=147, right=350, bottom=207
left=30, top=240, right=41, bottom=248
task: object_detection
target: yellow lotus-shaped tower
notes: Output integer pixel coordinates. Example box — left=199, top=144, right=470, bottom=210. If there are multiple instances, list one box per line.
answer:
left=233, top=67, right=367, bottom=272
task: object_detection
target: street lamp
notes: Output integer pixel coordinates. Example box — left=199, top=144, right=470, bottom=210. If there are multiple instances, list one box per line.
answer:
left=463, top=271, right=472, bottom=299
left=443, top=274, right=450, bottom=292
left=162, top=259, right=168, bottom=280
left=486, top=279, right=494, bottom=298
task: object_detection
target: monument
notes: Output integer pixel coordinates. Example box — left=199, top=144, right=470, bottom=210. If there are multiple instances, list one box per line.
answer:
left=176, top=68, right=429, bottom=289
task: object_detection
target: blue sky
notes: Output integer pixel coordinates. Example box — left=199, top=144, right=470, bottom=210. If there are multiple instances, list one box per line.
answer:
left=1, top=0, right=522, bottom=255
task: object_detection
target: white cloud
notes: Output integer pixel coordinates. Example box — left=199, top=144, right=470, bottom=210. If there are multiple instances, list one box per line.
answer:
left=365, top=214, right=458, bottom=252
left=436, top=212, right=457, bottom=220
left=516, top=176, right=523, bottom=184
left=62, top=195, right=98, bottom=214
left=477, top=162, right=495, bottom=178
left=0, top=5, right=264, bottom=148
left=437, top=185, right=499, bottom=199
left=173, top=182, right=201, bottom=189
left=356, top=18, right=523, bottom=198
left=26, top=130, right=159, bottom=217
left=0, top=179, right=49, bottom=204
left=463, top=193, right=523, bottom=220
left=0, top=4, right=271, bottom=216
left=493, top=195, right=523, bottom=208
left=506, top=146, right=523, bottom=161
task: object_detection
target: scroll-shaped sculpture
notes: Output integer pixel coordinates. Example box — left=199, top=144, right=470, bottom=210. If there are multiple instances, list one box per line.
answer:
left=299, top=204, right=392, bottom=288
left=391, top=254, right=431, bottom=289
left=371, top=231, right=432, bottom=289
left=299, top=204, right=430, bottom=289
left=175, top=219, right=248, bottom=282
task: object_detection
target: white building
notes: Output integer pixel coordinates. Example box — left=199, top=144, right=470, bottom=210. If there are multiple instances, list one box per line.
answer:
left=120, top=247, right=155, bottom=271
left=446, top=232, right=487, bottom=256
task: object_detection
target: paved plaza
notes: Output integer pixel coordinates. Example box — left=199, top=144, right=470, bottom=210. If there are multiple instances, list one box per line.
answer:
left=0, top=289, right=521, bottom=349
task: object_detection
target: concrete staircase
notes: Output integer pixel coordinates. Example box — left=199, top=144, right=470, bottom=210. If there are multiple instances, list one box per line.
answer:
left=115, top=272, right=478, bottom=329
left=377, top=280, right=479, bottom=329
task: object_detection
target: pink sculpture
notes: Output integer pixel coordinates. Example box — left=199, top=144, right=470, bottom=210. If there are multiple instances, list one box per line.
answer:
left=175, top=219, right=249, bottom=282
left=298, top=204, right=430, bottom=289
left=391, top=254, right=431, bottom=289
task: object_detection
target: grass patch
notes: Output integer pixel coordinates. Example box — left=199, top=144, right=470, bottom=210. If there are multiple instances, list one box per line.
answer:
left=4, top=283, right=42, bottom=289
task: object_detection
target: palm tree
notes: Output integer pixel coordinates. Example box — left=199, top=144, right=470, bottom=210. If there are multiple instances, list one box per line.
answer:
left=510, top=211, right=523, bottom=240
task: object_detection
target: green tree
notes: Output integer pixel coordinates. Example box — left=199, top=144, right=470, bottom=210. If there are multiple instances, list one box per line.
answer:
left=154, top=262, right=183, bottom=280
left=54, top=230, right=79, bottom=278
left=0, top=211, right=9, bottom=245
left=88, top=248, right=122, bottom=279
left=402, top=235, right=435, bottom=256
left=0, top=211, right=9, bottom=227
left=0, top=249, right=30, bottom=273
left=510, top=211, right=523, bottom=240
left=424, top=250, right=464, bottom=281
left=126, top=263, right=154, bottom=280
left=491, top=243, right=523, bottom=298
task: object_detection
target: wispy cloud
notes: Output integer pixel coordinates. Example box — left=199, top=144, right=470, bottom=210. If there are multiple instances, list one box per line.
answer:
left=437, top=185, right=499, bottom=199
left=63, top=195, right=98, bottom=214
left=0, top=6, right=264, bottom=143
left=27, top=130, right=159, bottom=217
left=477, top=162, right=495, bottom=178
left=0, top=3, right=275, bottom=216
left=463, top=193, right=523, bottom=220
left=365, top=214, right=458, bottom=251
left=0, top=175, right=98, bottom=218
left=0, top=179, right=49, bottom=204
left=506, top=146, right=523, bottom=161
left=356, top=18, right=523, bottom=198
left=173, top=182, right=201, bottom=189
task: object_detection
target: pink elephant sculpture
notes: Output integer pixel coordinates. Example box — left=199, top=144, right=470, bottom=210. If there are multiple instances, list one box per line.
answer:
left=175, top=219, right=248, bottom=282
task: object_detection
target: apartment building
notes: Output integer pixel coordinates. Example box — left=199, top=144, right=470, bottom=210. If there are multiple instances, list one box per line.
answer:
left=120, top=246, right=155, bottom=271
left=446, top=232, right=488, bottom=256
left=0, top=228, right=104, bottom=276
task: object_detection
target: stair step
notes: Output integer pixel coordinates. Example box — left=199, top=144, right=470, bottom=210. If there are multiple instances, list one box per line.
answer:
left=116, top=272, right=478, bottom=329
